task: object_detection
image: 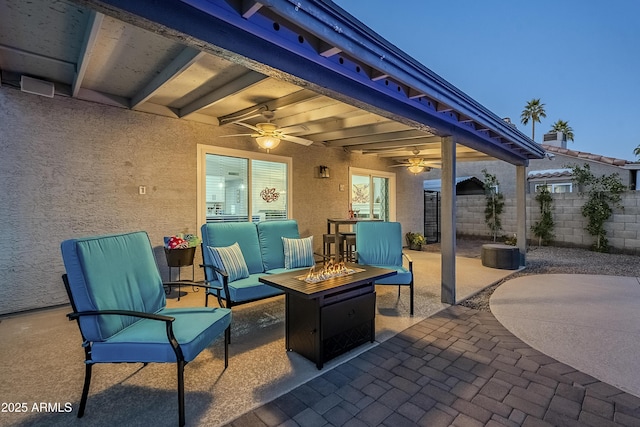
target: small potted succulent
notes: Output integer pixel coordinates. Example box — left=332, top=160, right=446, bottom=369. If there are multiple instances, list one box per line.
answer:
left=405, top=232, right=426, bottom=251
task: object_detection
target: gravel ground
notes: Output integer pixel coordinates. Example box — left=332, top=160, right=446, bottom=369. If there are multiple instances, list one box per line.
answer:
left=453, top=243, right=640, bottom=312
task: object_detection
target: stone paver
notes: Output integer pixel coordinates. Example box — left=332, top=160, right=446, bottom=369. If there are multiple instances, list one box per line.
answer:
left=226, top=306, right=640, bottom=427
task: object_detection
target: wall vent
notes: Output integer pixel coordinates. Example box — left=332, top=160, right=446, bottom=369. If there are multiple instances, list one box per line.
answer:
left=20, top=76, right=55, bottom=98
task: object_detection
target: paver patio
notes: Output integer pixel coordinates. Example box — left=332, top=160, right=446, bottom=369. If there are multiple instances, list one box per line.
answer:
left=228, top=305, right=640, bottom=427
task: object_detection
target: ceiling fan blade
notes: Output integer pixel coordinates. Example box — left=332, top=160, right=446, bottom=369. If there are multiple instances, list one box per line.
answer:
left=219, top=133, right=254, bottom=137
left=278, top=125, right=309, bottom=134
left=281, top=134, right=314, bottom=146
left=388, top=164, right=410, bottom=167
left=232, top=121, right=262, bottom=133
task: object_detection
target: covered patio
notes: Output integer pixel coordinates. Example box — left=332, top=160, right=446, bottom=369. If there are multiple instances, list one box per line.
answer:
left=1, top=250, right=516, bottom=426
left=0, top=1, right=550, bottom=425
left=0, top=0, right=544, bottom=316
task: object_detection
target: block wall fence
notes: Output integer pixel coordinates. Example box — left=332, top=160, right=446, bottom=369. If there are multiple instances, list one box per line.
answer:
left=455, top=192, right=640, bottom=254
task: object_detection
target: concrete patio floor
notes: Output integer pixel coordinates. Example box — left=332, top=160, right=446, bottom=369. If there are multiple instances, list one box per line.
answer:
left=0, top=251, right=515, bottom=426
left=491, top=274, right=640, bottom=399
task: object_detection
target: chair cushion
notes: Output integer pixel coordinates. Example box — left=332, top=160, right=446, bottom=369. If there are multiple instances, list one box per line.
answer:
left=219, top=274, right=283, bottom=302
left=61, top=231, right=166, bottom=342
left=366, top=265, right=412, bottom=285
left=265, top=267, right=311, bottom=275
left=282, top=236, right=315, bottom=269
left=207, top=243, right=249, bottom=284
left=257, top=220, right=300, bottom=271
left=91, top=307, right=231, bottom=363
left=201, top=223, right=263, bottom=274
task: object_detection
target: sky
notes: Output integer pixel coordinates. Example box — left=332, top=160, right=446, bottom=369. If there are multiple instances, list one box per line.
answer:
left=332, top=0, right=640, bottom=161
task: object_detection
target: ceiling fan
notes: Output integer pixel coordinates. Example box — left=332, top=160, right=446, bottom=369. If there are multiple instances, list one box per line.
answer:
left=222, top=111, right=313, bottom=152
left=389, top=148, right=434, bottom=174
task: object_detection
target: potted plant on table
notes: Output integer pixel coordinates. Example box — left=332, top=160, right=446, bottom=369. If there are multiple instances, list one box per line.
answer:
left=164, top=233, right=201, bottom=267
left=405, top=232, right=426, bottom=251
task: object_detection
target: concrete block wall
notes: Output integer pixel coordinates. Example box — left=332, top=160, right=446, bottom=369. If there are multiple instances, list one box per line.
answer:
left=455, top=193, right=640, bottom=254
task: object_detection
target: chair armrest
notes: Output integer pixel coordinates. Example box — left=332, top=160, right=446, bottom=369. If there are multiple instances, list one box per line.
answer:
left=199, top=263, right=229, bottom=279
left=199, top=263, right=231, bottom=302
left=402, top=252, right=414, bottom=271
left=67, top=309, right=184, bottom=360
left=164, top=281, right=223, bottom=292
left=67, top=309, right=175, bottom=323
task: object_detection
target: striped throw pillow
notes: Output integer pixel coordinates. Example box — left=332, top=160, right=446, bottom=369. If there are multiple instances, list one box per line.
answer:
left=207, top=242, right=249, bottom=283
left=282, top=236, right=315, bottom=269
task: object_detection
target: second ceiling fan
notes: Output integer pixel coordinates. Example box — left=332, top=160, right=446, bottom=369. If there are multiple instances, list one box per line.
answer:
left=388, top=148, right=438, bottom=174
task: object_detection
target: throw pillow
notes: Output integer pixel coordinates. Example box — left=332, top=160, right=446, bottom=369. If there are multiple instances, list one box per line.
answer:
left=207, top=242, right=249, bottom=283
left=282, top=236, right=315, bottom=269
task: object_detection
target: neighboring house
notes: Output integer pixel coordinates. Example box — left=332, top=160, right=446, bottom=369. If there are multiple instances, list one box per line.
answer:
left=424, top=132, right=638, bottom=196
left=421, top=132, right=640, bottom=250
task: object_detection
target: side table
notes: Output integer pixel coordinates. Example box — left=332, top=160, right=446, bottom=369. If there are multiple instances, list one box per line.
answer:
left=164, top=247, right=196, bottom=300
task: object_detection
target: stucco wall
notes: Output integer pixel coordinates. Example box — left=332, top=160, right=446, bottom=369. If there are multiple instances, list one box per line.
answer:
left=0, top=88, right=423, bottom=314
left=454, top=193, right=640, bottom=254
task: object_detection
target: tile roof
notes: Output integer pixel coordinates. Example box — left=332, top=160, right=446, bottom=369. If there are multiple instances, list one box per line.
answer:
left=542, top=144, right=630, bottom=167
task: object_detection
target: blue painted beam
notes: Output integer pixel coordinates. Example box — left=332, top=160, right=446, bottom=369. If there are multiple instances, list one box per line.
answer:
left=78, top=0, right=542, bottom=164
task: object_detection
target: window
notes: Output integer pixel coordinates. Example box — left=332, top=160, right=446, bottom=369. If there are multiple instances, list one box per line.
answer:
left=197, top=145, right=291, bottom=225
left=349, top=167, right=396, bottom=221
left=534, top=183, right=572, bottom=193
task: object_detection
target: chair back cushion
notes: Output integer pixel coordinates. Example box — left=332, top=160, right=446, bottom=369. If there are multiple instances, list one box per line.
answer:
left=201, top=222, right=263, bottom=276
left=256, top=220, right=300, bottom=271
left=61, top=231, right=166, bottom=342
left=355, top=221, right=403, bottom=266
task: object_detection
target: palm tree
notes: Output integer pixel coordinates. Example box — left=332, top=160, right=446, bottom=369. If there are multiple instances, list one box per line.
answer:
left=550, top=119, right=574, bottom=142
left=520, top=98, right=547, bottom=141
left=634, top=145, right=640, bottom=157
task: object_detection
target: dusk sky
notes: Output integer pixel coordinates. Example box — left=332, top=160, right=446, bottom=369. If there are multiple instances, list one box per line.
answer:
left=333, top=0, right=640, bottom=161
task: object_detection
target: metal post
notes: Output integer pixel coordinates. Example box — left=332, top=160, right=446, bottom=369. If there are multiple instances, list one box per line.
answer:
left=441, top=137, right=456, bottom=304
left=516, top=165, right=527, bottom=265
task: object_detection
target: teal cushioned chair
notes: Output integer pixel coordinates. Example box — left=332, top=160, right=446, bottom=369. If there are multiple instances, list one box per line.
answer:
left=355, top=222, right=414, bottom=315
left=61, top=231, right=231, bottom=427
left=200, top=222, right=285, bottom=308
left=257, top=219, right=303, bottom=273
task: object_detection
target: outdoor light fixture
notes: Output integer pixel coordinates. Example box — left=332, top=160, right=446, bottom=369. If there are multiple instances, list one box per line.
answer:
left=255, top=135, right=280, bottom=152
left=407, top=164, right=425, bottom=175
left=319, top=165, right=330, bottom=178
left=406, top=155, right=428, bottom=175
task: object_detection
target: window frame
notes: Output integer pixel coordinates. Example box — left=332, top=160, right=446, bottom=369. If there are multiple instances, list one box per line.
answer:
left=197, top=144, right=293, bottom=229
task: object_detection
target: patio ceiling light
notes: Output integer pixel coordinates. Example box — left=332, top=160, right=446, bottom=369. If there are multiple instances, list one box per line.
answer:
left=407, top=164, right=426, bottom=174
left=406, top=152, right=429, bottom=174
left=255, top=135, right=281, bottom=152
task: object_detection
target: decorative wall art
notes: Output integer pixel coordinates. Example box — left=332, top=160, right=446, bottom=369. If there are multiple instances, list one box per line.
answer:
left=260, top=187, right=279, bottom=203
left=352, top=183, right=370, bottom=203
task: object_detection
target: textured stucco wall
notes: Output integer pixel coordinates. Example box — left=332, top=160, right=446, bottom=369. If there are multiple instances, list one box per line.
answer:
left=0, top=88, right=423, bottom=314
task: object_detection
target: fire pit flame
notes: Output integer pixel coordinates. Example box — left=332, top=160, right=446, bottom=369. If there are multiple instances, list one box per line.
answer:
left=302, top=260, right=360, bottom=283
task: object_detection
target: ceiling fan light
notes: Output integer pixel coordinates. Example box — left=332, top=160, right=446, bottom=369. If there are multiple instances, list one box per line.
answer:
left=255, top=136, right=281, bottom=152
left=407, top=164, right=425, bottom=174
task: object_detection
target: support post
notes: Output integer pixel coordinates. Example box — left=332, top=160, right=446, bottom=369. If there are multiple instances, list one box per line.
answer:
left=441, top=137, right=456, bottom=304
left=516, top=165, right=527, bottom=266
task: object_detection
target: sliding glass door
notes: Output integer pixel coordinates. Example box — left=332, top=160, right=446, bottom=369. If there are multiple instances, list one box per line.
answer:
left=349, top=168, right=395, bottom=221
